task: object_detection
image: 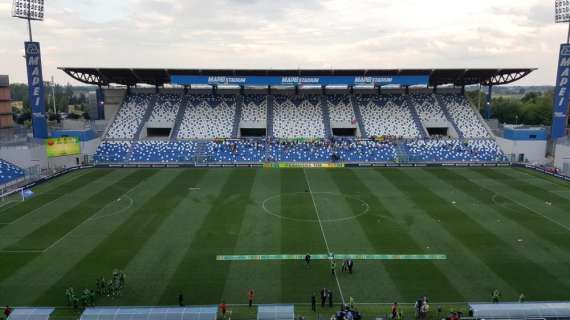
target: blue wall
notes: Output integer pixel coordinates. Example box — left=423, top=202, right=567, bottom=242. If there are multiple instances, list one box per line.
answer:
left=503, top=128, right=547, bottom=141
left=51, top=130, right=96, bottom=142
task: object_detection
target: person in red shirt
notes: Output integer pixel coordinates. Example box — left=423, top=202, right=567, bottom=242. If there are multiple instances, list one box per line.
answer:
left=4, top=305, right=13, bottom=318
left=219, top=301, right=227, bottom=318
left=247, top=289, right=255, bottom=308
left=391, top=302, right=398, bottom=320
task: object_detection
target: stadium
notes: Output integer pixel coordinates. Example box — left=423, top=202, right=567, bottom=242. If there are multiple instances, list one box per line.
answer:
left=2, top=1, right=570, bottom=320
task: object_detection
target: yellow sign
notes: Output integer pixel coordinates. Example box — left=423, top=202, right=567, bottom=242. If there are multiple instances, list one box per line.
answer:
left=46, top=137, right=81, bottom=158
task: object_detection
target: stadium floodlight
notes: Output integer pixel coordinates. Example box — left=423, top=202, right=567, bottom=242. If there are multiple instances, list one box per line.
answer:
left=11, top=0, right=44, bottom=41
left=556, top=0, right=570, bottom=23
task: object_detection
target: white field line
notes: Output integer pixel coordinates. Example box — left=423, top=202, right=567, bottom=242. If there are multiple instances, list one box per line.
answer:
left=0, top=196, right=63, bottom=225
left=42, top=184, right=140, bottom=253
left=303, top=168, right=345, bottom=305
left=493, top=193, right=570, bottom=232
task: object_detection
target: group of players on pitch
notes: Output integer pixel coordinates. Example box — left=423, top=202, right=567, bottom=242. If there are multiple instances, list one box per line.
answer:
left=304, top=253, right=355, bottom=275
left=65, top=269, right=126, bottom=308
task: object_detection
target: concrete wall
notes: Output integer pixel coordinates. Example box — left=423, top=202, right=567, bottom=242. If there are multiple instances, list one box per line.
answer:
left=554, top=142, right=570, bottom=175
left=496, top=137, right=548, bottom=164
left=0, top=138, right=100, bottom=170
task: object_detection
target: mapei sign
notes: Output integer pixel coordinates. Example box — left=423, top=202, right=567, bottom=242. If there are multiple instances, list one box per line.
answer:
left=25, top=41, right=48, bottom=139
left=552, top=44, right=570, bottom=140
left=171, top=75, right=429, bottom=87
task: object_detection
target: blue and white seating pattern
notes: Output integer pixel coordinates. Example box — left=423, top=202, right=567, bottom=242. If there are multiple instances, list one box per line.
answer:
left=404, top=139, right=504, bottom=162
left=95, top=93, right=506, bottom=164
left=328, top=95, right=355, bottom=122
left=178, top=95, right=236, bottom=139
left=412, top=94, right=446, bottom=123
left=273, top=95, right=325, bottom=138
left=148, top=94, right=181, bottom=125
left=130, top=141, right=196, bottom=163
left=106, top=94, right=150, bottom=139
left=94, top=141, right=131, bottom=163
left=357, top=95, right=420, bottom=138
left=268, top=140, right=332, bottom=162
left=440, top=95, right=490, bottom=138
left=333, top=139, right=397, bottom=162
left=207, top=140, right=266, bottom=162
left=0, top=159, right=25, bottom=185
left=242, top=95, right=267, bottom=122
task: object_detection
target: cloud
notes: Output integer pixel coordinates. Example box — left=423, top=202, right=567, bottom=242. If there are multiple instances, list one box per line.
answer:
left=0, top=0, right=564, bottom=85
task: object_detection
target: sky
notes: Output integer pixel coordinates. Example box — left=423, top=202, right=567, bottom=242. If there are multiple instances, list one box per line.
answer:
left=0, top=0, right=567, bottom=85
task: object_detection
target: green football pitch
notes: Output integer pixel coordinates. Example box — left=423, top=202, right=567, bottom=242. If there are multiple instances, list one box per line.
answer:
left=0, top=167, right=569, bottom=307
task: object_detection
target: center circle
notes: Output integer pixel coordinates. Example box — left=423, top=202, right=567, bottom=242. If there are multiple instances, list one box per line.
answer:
left=262, top=192, right=370, bottom=222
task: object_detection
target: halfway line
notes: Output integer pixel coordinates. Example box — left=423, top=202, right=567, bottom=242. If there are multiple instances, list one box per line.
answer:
left=303, top=168, right=345, bottom=304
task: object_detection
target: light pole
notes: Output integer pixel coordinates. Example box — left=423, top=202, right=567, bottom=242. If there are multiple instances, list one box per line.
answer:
left=11, top=0, right=44, bottom=40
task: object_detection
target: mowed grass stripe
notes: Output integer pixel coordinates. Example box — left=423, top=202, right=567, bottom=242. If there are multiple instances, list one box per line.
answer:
left=390, top=168, right=570, bottom=299
left=0, top=170, right=176, bottom=306
left=476, top=169, right=570, bottom=212
left=327, top=169, right=463, bottom=301
left=0, top=170, right=111, bottom=225
left=280, top=169, right=333, bottom=303
left=159, top=169, right=257, bottom=305
left=221, top=169, right=283, bottom=304
left=354, top=169, right=517, bottom=301
left=436, top=168, right=570, bottom=252
left=5, top=170, right=157, bottom=251
left=35, top=168, right=200, bottom=305
left=509, top=168, right=570, bottom=191
left=121, top=169, right=222, bottom=305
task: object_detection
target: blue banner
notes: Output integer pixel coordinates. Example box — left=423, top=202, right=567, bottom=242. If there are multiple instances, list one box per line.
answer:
left=25, top=42, right=48, bottom=139
left=552, top=44, right=570, bottom=140
left=171, top=75, right=429, bottom=86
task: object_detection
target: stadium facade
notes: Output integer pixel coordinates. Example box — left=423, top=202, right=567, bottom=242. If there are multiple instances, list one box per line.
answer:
left=54, top=68, right=539, bottom=166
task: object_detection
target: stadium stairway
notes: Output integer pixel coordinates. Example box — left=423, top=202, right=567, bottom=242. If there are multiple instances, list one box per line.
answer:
left=134, top=94, right=159, bottom=140
left=350, top=95, right=368, bottom=138
left=267, top=95, right=274, bottom=137
left=232, top=95, right=244, bottom=138
left=407, top=101, right=428, bottom=139
left=195, top=141, right=209, bottom=163
left=394, top=142, right=410, bottom=163
left=170, top=95, right=189, bottom=140
left=435, top=95, right=464, bottom=139
left=320, top=96, right=332, bottom=138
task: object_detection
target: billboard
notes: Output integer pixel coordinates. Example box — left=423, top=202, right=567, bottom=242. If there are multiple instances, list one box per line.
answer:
left=46, top=137, right=81, bottom=158
left=552, top=44, right=570, bottom=140
left=25, top=41, right=48, bottom=139
left=171, top=75, right=429, bottom=87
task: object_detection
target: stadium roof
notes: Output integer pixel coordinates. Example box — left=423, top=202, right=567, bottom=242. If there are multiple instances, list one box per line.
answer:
left=59, top=67, right=535, bottom=87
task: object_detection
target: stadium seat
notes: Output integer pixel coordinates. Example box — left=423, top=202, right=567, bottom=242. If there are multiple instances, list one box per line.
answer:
left=129, top=140, right=196, bottom=163
left=177, top=95, right=236, bottom=139
left=106, top=94, right=151, bottom=139
left=94, top=141, right=132, bottom=163
left=439, top=95, right=491, bottom=138
left=272, top=95, right=325, bottom=138
left=357, top=95, right=420, bottom=138
left=0, top=159, right=25, bottom=185
left=242, top=95, right=267, bottom=122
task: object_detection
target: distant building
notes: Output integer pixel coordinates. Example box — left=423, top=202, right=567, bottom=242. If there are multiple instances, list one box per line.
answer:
left=0, top=75, right=14, bottom=128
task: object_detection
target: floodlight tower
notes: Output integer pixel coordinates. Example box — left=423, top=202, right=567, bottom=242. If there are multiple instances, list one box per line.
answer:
left=553, top=0, right=570, bottom=143
left=12, top=0, right=48, bottom=139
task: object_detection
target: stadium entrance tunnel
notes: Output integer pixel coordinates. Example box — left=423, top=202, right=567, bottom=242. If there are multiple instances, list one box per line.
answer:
left=332, top=128, right=357, bottom=137
left=262, top=192, right=369, bottom=222
left=240, top=128, right=266, bottom=137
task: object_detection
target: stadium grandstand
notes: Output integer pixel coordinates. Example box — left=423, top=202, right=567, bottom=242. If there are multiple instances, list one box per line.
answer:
left=60, top=68, right=533, bottom=166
